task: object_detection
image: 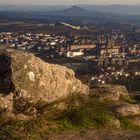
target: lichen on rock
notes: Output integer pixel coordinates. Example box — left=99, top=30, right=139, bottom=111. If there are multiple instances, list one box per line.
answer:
left=0, top=49, right=89, bottom=122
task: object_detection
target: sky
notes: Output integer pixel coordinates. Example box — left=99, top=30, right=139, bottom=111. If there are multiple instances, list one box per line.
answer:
left=0, top=0, right=140, bottom=5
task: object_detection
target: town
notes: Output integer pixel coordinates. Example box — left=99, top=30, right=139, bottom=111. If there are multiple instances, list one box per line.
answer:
left=0, top=30, right=140, bottom=92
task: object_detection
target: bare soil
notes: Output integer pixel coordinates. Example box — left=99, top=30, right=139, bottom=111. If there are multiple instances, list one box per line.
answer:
left=47, top=129, right=140, bottom=140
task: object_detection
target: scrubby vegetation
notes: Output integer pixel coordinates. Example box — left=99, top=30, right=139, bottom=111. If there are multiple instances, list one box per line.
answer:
left=0, top=96, right=139, bottom=140
left=119, top=116, right=140, bottom=131
left=57, top=100, right=113, bottom=129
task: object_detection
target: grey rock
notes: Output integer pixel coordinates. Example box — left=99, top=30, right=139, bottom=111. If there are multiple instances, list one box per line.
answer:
left=90, top=84, right=129, bottom=101
left=0, top=49, right=89, bottom=121
left=114, top=103, right=140, bottom=117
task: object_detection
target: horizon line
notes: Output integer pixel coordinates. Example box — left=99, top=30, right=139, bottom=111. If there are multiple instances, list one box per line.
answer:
left=0, top=3, right=140, bottom=6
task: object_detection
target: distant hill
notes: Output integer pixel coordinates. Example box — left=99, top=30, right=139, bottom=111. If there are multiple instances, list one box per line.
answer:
left=1, top=5, right=140, bottom=26
left=46, top=6, right=100, bottom=17
left=81, top=5, right=140, bottom=15
left=45, top=6, right=140, bottom=25
left=46, top=5, right=115, bottom=18
left=0, top=4, right=68, bottom=11
left=1, top=4, right=140, bottom=15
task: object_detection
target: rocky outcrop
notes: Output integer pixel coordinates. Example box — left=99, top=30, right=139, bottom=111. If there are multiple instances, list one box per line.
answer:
left=90, top=84, right=129, bottom=101
left=89, top=84, right=140, bottom=126
left=129, top=116, right=140, bottom=126
left=0, top=49, right=89, bottom=121
left=114, top=103, right=140, bottom=117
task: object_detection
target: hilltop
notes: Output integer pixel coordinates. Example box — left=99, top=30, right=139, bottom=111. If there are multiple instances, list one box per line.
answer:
left=46, top=5, right=106, bottom=17
left=0, top=49, right=139, bottom=139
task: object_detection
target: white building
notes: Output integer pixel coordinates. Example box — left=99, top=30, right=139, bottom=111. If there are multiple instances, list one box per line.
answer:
left=66, top=51, right=84, bottom=58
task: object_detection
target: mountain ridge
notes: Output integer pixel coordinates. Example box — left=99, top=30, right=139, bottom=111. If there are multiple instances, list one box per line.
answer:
left=81, top=4, right=140, bottom=15
left=46, top=5, right=117, bottom=18
left=1, top=4, right=140, bottom=15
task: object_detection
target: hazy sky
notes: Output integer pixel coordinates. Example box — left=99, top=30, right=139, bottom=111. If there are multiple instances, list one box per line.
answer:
left=0, top=0, right=140, bottom=5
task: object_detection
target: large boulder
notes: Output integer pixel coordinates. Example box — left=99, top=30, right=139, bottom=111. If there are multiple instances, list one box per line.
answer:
left=0, top=49, right=89, bottom=121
